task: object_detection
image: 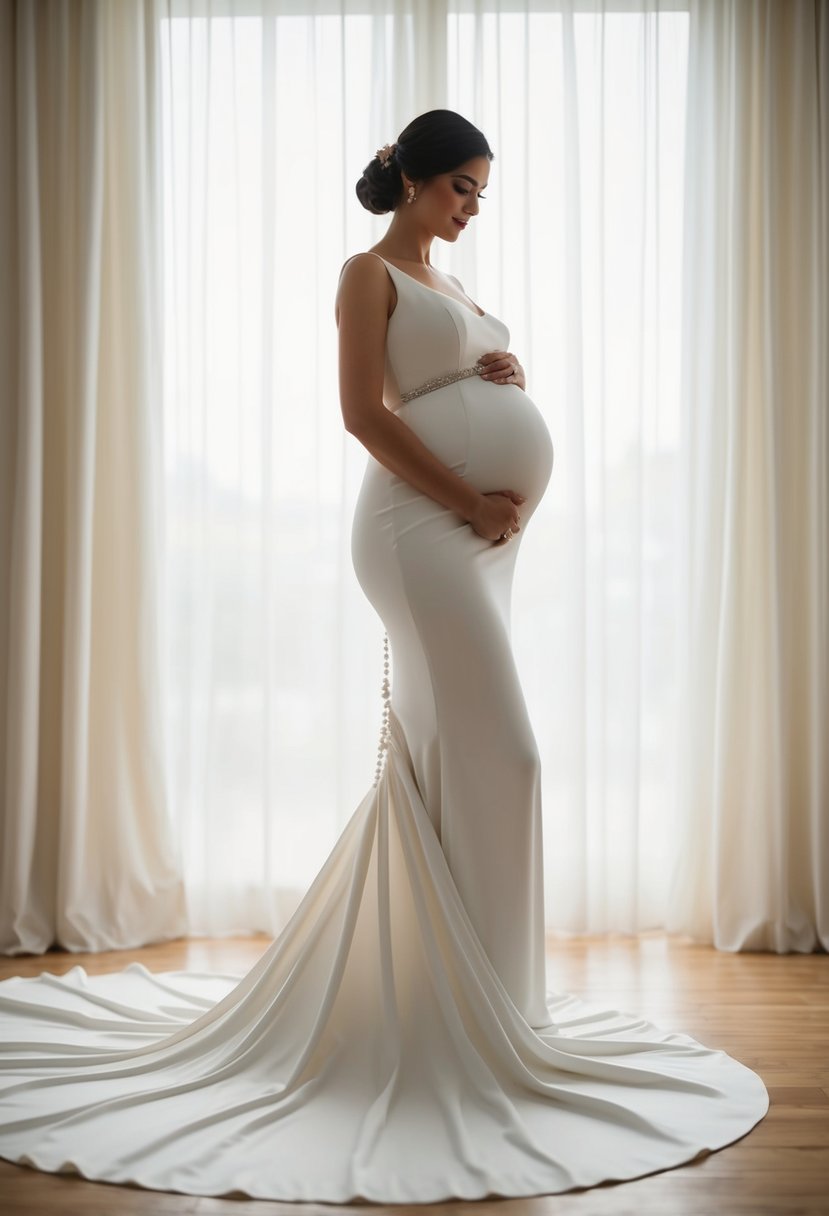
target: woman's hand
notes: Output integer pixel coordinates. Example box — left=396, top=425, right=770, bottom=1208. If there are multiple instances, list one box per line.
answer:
left=468, top=490, right=526, bottom=545
left=478, top=350, right=525, bottom=391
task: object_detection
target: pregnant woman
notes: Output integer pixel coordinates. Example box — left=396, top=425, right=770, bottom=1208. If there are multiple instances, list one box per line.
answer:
left=0, top=110, right=767, bottom=1204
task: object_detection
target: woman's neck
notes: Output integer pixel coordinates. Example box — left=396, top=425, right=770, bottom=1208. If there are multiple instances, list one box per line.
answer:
left=374, top=212, right=434, bottom=266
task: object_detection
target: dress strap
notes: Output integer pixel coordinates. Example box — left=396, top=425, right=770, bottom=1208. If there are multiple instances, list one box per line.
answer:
left=372, top=631, right=392, bottom=787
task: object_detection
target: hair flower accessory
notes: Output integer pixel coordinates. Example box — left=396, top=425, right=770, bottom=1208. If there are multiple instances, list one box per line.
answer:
left=375, top=142, right=397, bottom=168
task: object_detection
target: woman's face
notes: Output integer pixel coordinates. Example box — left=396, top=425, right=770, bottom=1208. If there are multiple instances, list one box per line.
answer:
left=410, top=156, right=490, bottom=242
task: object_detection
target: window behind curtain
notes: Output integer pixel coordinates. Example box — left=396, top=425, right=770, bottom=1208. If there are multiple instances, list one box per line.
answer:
left=158, top=2, right=690, bottom=937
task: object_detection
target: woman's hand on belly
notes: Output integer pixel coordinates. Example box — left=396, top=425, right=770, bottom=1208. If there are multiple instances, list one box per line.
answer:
left=468, top=490, right=526, bottom=544
left=478, top=350, right=525, bottom=391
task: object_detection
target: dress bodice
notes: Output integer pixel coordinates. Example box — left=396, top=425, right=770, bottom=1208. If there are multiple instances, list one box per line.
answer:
left=344, top=253, right=511, bottom=410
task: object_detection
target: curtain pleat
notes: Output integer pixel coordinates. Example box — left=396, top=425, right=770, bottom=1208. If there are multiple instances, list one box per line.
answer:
left=0, top=0, right=186, bottom=953
left=668, top=0, right=828, bottom=952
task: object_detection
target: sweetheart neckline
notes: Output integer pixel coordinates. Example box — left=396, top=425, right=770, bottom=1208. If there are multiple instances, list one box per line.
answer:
left=367, top=253, right=488, bottom=319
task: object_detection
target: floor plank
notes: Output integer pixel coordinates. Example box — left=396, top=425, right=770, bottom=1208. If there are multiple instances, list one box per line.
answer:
left=0, top=932, right=826, bottom=1215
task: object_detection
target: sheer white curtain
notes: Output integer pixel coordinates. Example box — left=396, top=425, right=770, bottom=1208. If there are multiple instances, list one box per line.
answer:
left=0, top=0, right=186, bottom=952
left=667, top=0, right=828, bottom=952
left=158, top=1, right=430, bottom=933
left=446, top=3, right=690, bottom=935
left=159, top=0, right=694, bottom=937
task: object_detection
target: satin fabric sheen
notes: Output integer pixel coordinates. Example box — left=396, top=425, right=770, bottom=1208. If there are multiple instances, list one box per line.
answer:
left=0, top=254, right=768, bottom=1202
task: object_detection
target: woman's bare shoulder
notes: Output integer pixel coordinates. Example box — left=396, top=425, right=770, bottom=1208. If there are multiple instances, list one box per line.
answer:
left=335, top=252, right=395, bottom=322
left=338, top=250, right=388, bottom=282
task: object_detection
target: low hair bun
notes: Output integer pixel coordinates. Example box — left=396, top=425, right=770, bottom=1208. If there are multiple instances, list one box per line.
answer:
left=355, top=156, right=403, bottom=215
left=355, top=111, right=493, bottom=216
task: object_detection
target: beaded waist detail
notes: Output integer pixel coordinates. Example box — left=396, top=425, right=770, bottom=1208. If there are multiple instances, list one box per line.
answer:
left=399, top=362, right=485, bottom=404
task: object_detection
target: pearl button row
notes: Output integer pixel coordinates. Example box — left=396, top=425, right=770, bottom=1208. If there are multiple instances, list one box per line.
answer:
left=372, top=631, right=392, bottom=787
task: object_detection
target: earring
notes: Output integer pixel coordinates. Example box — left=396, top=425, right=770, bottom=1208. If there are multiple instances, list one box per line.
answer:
left=407, top=185, right=416, bottom=205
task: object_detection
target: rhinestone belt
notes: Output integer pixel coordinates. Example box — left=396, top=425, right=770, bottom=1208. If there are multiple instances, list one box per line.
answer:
left=399, top=362, right=485, bottom=404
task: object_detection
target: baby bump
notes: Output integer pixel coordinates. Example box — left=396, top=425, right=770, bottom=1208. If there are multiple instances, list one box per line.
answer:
left=394, top=376, right=554, bottom=511
left=457, top=377, right=554, bottom=509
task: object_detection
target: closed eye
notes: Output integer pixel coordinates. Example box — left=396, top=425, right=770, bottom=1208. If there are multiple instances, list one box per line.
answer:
left=454, top=186, right=487, bottom=200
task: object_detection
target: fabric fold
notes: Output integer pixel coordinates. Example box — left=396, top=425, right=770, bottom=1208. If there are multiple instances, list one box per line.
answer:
left=0, top=707, right=768, bottom=1203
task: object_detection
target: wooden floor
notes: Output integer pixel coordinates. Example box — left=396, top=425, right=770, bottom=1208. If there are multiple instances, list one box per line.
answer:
left=0, top=932, right=826, bottom=1216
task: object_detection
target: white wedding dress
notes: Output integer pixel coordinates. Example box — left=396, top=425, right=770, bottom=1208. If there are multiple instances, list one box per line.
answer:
left=0, top=253, right=768, bottom=1203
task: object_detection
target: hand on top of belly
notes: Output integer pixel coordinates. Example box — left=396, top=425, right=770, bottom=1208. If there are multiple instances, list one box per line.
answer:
left=468, top=490, right=526, bottom=545
left=478, top=350, right=525, bottom=391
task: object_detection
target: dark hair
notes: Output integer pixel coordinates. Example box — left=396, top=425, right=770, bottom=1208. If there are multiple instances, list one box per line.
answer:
left=355, top=109, right=494, bottom=215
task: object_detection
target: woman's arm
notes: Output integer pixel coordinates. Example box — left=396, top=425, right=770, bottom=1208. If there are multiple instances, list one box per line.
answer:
left=335, top=254, right=524, bottom=540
